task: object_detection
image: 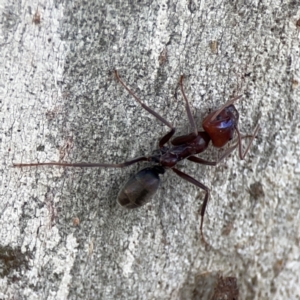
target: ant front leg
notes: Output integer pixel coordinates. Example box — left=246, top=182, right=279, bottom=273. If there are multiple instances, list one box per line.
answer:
left=234, top=124, right=260, bottom=160
left=187, top=142, right=239, bottom=166
left=188, top=127, right=260, bottom=165
left=171, top=168, right=210, bottom=245
left=114, top=70, right=176, bottom=148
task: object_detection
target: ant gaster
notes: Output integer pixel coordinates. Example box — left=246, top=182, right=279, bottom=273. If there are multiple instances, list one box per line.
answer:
left=14, top=70, right=259, bottom=243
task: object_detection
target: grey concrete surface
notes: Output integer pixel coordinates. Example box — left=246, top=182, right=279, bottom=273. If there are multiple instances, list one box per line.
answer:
left=1, top=0, right=300, bottom=299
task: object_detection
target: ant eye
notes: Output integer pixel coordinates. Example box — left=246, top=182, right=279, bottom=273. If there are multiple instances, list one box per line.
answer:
left=216, top=115, right=221, bottom=120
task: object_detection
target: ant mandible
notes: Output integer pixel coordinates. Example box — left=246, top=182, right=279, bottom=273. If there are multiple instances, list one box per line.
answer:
left=14, top=70, right=260, bottom=244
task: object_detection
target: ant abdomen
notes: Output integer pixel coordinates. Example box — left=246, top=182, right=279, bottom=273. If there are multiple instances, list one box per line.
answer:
left=118, top=166, right=165, bottom=209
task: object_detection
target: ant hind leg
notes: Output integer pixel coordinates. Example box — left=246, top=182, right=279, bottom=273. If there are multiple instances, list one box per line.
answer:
left=171, top=167, right=210, bottom=245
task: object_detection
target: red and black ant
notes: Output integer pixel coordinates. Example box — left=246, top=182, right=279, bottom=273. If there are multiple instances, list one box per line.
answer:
left=13, top=70, right=259, bottom=243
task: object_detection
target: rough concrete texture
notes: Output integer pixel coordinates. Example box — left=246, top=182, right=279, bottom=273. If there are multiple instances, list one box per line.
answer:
left=1, top=0, right=300, bottom=299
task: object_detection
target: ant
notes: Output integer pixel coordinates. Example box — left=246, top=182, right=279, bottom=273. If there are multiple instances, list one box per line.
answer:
left=13, top=70, right=259, bottom=244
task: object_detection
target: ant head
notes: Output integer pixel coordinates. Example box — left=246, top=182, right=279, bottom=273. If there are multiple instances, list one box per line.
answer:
left=202, top=104, right=239, bottom=148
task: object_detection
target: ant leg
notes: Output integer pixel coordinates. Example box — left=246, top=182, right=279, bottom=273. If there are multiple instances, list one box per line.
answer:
left=171, top=167, right=210, bottom=245
left=158, top=128, right=176, bottom=148
left=114, top=70, right=175, bottom=147
left=13, top=156, right=149, bottom=168
left=187, top=156, right=218, bottom=166
left=178, top=75, right=198, bottom=136
left=188, top=128, right=259, bottom=165
left=187, top=142, right=238, bottom=166
left=235, top=123, right=260, bottom=160
left=187, top=156, right=220, bottom=166
left=171, top=132, right=199, bottom=146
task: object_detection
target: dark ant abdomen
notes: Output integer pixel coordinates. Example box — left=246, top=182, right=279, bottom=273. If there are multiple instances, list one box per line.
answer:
left=118, top=167, right=164, bottom=208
